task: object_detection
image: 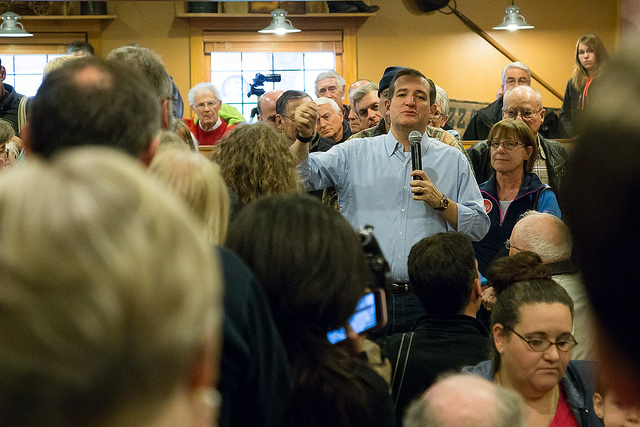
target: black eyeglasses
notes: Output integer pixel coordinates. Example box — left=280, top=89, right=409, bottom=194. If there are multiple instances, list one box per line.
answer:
left=504, top=238, right=522, bottom=252
left=505, top=325, right=578, bottom=352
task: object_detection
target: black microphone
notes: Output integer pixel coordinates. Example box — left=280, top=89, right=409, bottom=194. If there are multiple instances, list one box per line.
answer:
left=409, top=130, right=423, bottom=179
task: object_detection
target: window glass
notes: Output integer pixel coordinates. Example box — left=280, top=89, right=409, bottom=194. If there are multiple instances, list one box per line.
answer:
left=1, top=54, right=64, bottom=96
left=273, top=52, right=303, bottom=69
left=210, top=51, right=335, bottom=122
left=304, top=52, right=335, bottom=70
left=211, top=52, right=241, bottom=71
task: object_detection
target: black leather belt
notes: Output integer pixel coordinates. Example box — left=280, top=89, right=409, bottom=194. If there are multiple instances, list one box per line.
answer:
left=391, top=283, right=412, bottom=294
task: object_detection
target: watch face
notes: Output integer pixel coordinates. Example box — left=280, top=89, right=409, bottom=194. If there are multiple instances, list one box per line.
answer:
left=436, top=196, right=449, bottom=210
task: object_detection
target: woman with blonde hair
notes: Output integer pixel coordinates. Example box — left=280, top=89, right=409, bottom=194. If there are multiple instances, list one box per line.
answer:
left=560, top=34, right=609, bottom=136
left=210, top=122, right=301, bottom=216
left=150, top=148, right=230, bottom=244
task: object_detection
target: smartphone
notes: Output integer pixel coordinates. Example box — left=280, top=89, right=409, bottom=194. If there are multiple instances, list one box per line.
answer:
left=327, top=289, right=387, bottom=344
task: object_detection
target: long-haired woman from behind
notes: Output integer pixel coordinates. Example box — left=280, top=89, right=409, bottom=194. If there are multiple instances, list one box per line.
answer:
left=225, top=194, right=395, bottom=427
left=560, top=34, right=609, bottom=136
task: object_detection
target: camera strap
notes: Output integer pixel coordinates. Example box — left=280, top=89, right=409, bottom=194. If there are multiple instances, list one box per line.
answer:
left=391, top=332, right=414, bottom=410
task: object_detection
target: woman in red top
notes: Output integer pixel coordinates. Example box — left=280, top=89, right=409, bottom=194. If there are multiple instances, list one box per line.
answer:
left=464, top=253, right=601, bottom=426
left=560, top=34, right=609, bottom=137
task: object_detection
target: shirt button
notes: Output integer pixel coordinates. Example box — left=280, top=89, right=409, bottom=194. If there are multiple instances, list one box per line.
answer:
left=401, top=208, right=405, bottom=212
left=397, top=255, right=402, bottom=259
left=403, top=186, right=407, bottom=189
left=399, top=232, right=403, bottom=236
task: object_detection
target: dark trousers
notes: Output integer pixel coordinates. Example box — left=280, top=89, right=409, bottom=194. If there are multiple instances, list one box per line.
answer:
left=386, top=291, right=425, bottom=335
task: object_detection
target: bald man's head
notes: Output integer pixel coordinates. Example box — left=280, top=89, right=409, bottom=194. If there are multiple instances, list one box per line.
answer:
left=509, top=211, right=572, bottom=262
left=404, top=375, right=525, bottom=427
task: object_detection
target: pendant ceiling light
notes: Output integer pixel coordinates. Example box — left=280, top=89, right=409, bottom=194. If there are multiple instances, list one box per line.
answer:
left=493, top=2, right=534, bottom=31
left=259, top=9, right=301, bottom=35
left=0, top=12, right=33, bottom=37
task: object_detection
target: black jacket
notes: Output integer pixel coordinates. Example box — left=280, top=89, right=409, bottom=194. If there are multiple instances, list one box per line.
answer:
left=217, top=246, right=291, bottom=427
left=384, top=314, right=490, bottom=424
left=0, top=84, right=28, bottom=134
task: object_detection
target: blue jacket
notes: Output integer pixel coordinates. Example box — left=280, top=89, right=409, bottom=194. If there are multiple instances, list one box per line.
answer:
left=462, top=360, right=602, bottom=427
left=473, top=172, right=560, bottom=274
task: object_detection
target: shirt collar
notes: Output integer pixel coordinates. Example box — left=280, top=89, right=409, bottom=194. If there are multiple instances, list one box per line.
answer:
left=384, top=130, right=430, bottom=158
left=199, top=117, right=222, bottom=132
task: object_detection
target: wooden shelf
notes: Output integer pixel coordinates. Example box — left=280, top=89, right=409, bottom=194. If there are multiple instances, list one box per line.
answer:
left=18, top=15, right=116, bottom=20
left=9, top=15, right=117, bottom=33
left=175, top=12, right=374, bottom=18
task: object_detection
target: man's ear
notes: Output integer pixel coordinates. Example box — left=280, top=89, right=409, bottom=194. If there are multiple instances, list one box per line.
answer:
left=0, top=66, right=6, bottom=83
left=140, top=135, right=160, bottom=167
left=473, top=276, right=482, bottom=300
left=161, top=99, right=171, bottom=130
left=275, top=114, right=284, bottom=130
left=430, top=104, right=437, bottom=116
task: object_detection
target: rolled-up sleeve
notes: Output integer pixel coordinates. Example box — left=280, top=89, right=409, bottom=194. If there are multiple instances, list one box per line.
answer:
left=297, top=148, right=345, bottom=192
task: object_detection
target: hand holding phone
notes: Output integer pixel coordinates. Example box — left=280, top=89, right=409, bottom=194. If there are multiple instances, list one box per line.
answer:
left=327, top=289, right=387, bottom=344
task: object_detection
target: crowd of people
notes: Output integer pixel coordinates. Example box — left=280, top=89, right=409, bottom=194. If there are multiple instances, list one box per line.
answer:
left=0, top=32, right=638, bottom=427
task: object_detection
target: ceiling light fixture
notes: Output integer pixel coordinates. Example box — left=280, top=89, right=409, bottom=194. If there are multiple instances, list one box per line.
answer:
left=259, top=9, right=301, bottom=35
left=0, top=12, right=33, bottom=37
left=493, top=2, right=534, bottom=31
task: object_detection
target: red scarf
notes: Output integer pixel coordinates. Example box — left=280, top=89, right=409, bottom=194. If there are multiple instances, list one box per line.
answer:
left=581, top=76, right=593, bottom=110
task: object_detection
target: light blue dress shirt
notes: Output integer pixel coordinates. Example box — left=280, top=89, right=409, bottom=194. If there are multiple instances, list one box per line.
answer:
left=298, top=132, right=490, bottom=282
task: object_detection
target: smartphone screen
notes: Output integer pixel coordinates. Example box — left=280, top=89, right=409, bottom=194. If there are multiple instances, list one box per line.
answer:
left=327, top=292, right=378, bottom=344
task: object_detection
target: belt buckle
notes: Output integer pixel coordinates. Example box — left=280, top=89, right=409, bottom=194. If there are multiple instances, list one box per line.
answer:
left=392, top=283, right=410, bottom=294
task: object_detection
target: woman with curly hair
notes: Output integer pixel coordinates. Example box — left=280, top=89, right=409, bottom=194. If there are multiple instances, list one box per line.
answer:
left=210, top=122, right=302, bottom=217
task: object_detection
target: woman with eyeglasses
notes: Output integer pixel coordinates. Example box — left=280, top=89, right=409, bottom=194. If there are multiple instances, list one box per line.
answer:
left=560, top=34, right=609, bottom=137
left=472, top=119, right=561, bottom=275
left=464, top=252, right=600, bottom=427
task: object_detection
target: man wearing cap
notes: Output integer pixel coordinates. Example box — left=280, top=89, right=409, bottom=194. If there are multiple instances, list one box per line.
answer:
left=350, top=66, right=471, bottom=164
left=292, top=68, right=489, bottom=333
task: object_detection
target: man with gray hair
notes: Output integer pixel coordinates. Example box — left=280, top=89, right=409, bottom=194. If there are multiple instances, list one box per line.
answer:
left=315, top=70, right=350, bottom=120
left=316, top=96, right=350, bottom=143
left=185, top=82, right=234, bottom=146
left=462, top=61, right=564, bottom=141
left=347, top=79, right=370, bottom=133
left=404, top=374, right=525, bottom=427
left=351, top=82, right=383, bottom=132
left=107, top=45, right=174, bottom=130
left=466, top=85, right=570, bottom=192
left=508, top=211, right=595, bottom=360
left=431, top=85, right=460, bottom=140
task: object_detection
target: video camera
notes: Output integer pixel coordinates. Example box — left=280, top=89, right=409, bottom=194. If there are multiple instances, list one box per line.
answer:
left=247, top=72, right=282, bottom=98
